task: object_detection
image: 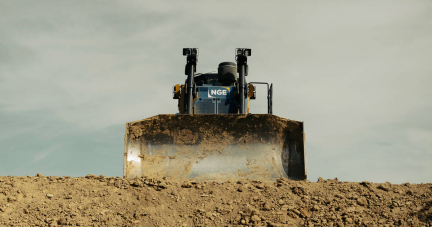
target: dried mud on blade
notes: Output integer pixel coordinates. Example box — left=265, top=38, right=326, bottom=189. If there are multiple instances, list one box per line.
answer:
left=124, top=114, right=306, bottom=181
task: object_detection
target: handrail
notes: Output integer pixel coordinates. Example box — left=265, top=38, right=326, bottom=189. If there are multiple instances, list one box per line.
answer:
left=248, top=82, right=273, bottom=114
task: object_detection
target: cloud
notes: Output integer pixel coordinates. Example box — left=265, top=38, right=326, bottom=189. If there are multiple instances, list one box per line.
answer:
left=32, top=149, right=54, bottom=163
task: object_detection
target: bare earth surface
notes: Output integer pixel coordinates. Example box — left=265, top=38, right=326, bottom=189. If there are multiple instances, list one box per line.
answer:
left=0, top=174, right=431, bottom=227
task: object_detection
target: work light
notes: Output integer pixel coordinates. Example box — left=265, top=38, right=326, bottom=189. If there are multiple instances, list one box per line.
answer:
left=183, top=48, right=199, bottom=56
left=235, top=48, right=251, bottom=56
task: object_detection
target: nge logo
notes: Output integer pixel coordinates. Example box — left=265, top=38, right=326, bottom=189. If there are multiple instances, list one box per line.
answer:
left=210, top=89, right=227, bottom=96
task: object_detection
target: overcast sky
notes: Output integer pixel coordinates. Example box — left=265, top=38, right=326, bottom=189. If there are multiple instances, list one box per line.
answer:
left=1, top=1, right=431, bottom=183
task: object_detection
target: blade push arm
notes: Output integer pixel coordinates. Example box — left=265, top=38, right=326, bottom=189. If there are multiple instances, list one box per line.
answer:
left=183, top=48, right=198, bottom=114
left=235, top=48, right=251, bottom=114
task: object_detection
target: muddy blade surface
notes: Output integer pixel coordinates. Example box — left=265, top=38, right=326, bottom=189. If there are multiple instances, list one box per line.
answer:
left=124, top=114, right=306, bottom=181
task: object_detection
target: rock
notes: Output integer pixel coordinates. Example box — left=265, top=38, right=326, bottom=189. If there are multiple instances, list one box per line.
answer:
left=318, top=177, right=325, bottom=183
left=197, top=209, right=205, bottom=213
left=57, top=218, right=67, bottom=225
left=45, top=217, right=53, bottom=223
left=85, top=174, right=96, bottom=179
left=251, top=215, right=261, bottom=222
left=378, top=183, right=390, bottom=191
left=346, top=207, right=356, bottom=213
left=182, top=182, right=192, bottom=188
left=281, top=205, right=289, bottom=211
left=131, top=181, right=142, bottom=187
left=7, top=196, right=17, bottom=202
left=288, top=211, right=298, bottom=218
left=255, top=183, right=265, bottom=189
left=46, top=194, right=54, bottom=198
left=278, top=199, right=285, bottom=205
left=292, top=186, right=307, bottom=195
left=357, top=197, right=368, bottom=206
left=262, top=202, right=272, bottom=211
left=300, top=207, right=311, bottom=218
left=158, top=182, right=168, bottom=189
left=345, top=218, right=353, bottom=224
left=392, top=207, right=400, bottom=213
left=336, top=222, right=344, bottom=227
left=36, top=173, right=44, bottom=177
left=312, top=205, right=320, bottom=211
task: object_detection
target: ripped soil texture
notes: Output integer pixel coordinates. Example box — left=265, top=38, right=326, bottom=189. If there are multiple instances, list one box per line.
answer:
left=1, top=174, right=431, bottom=226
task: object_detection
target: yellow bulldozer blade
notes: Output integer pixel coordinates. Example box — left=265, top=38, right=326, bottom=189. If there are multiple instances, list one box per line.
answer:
left=124, top=114, right=306, bottom=181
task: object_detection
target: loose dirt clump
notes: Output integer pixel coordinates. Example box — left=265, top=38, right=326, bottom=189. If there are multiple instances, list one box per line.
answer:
left=0, top=175, right=431, bottom=226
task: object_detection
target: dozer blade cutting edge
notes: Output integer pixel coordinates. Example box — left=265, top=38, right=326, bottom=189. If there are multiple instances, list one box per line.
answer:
left=124, top=114, right=306, bottom=181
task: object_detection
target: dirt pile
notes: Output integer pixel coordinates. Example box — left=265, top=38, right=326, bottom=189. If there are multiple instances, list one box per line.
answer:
left=0, top=174, right=431, bottom=226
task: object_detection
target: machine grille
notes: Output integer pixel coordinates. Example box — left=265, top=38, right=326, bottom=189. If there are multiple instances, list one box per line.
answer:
left=195, top=99, right=216, bottom=114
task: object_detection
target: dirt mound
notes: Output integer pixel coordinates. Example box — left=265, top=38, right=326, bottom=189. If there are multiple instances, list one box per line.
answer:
left=0, top=174, right=431, bottom=226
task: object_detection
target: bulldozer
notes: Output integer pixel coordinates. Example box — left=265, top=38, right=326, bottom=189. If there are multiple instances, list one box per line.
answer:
left=124, top=48, right=306, bottom=181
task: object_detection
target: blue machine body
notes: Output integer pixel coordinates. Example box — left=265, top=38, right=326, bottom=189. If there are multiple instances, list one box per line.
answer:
left=194, top=85, right=247, bottom=114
